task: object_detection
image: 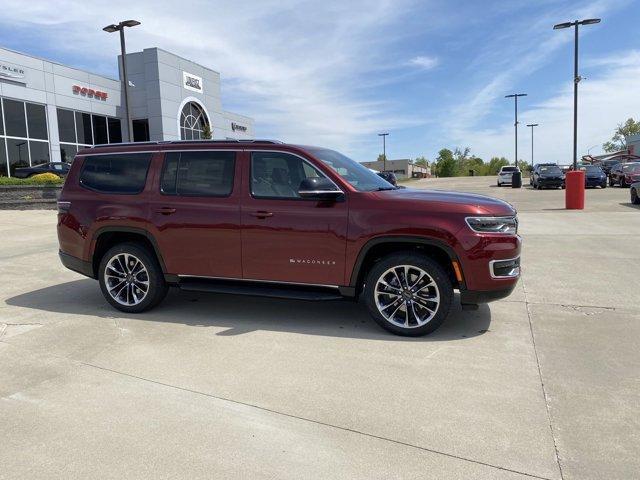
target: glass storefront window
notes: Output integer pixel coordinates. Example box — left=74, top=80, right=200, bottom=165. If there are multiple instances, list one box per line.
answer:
left=57, top=108, right=76, bottom=143
left=0, top=140, right=7, bottom=176
left=60, top=143, right=78, bottom=163
left=108, top=118, right=122, bottom=143
left=6, top=138, right=30, bottom=175
left=93, top=115, right=108, bottom=144
left=0, top=100, right=4, bottom=135
left=4, top=99, right=27, bottom=138
left=75, top=112, right=93, bottom=145
left=26, top=103, right=48, bottom=140
left=29, top=141, right=50, bottom=165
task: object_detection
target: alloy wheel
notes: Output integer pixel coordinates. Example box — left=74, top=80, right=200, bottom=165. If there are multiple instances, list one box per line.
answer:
left=374, top=265, right=440, bottom=328
left=104, top=253, right=150, bottom=306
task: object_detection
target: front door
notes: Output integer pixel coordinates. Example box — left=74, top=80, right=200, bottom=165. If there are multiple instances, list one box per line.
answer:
left=149, top=149, right=242, bottom=278
left=241, top=151, right=348, bottom=286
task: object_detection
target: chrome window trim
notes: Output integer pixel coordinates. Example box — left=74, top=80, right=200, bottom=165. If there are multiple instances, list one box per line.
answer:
left=489, top=256, right=521, bottom=279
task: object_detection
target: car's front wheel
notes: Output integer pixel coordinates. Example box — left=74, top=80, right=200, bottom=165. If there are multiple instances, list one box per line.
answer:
left=98, top=242, right=168, bottom=313
left=363, top=253, right=453, bottom=336
left=631, top=187, right=640, bottom=205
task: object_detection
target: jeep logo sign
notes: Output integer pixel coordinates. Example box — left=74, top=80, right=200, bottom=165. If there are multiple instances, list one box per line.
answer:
left=183, top=71, right=203, bottom=93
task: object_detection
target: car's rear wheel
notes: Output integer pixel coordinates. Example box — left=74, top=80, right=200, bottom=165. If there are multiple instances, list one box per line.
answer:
left=632, top=187, right=640, bottom=205
left=363, top=253, right=452, bottom=336
left=620, top=177, right=628, bottom=188
left=609, top=177, right=614, bottom=187
left=98, top=242, right=168, bottom=313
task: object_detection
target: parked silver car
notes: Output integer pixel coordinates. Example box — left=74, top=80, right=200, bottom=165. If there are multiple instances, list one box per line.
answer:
left=497, top=166, right=520, bottom=186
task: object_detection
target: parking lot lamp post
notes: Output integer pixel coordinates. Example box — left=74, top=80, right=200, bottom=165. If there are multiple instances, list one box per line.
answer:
left=378, top=133, right=389, bottom=171
left=103, top=20, right=141, bottom=143
left=505, top=94, right=527, bottom=168
left=526, top=123, right=539, bottom=166
left=554, top=18, right=601, bottom=208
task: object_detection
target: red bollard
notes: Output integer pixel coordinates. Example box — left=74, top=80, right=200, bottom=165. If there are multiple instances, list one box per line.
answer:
left=565, top=170, right=585, bottom=210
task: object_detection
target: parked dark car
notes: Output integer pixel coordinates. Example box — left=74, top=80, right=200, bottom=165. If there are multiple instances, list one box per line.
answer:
left=14, top=162, right=71, bottom=179
left=609, top=162, right=640, bottom=187
left=630, top=182, right=640, bottom=205
left=377, top=171, right=398, bottom=186
left=57, top=140, right=521, bottom=337
left=531, top=164, right=565, bottom=189
left=576, top=165, right=607, bottom=188
left=598, top=158, right=624, bottom=175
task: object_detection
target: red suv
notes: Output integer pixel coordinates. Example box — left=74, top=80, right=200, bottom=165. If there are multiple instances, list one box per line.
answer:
left=57, top=140, right=521, bottom=336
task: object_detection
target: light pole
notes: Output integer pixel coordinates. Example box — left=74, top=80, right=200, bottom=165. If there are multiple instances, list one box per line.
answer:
left=378, top=133, right=389, bottom=171
left=103, top=20, right=141, bottom=142
left=505, top=93, right=527, bottom=168
left=526, top=123, right=539, bottom=167
left=553, top=18, right=601, bottom=170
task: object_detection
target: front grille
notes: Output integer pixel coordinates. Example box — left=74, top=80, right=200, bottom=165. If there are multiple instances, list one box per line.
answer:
left=490, top=257, right=520, bottom=278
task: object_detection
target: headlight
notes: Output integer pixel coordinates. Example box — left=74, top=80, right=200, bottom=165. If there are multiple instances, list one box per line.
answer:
left=465, top=216, right=518, bottom=235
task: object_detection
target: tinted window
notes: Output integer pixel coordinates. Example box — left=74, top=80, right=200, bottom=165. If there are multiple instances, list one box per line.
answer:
left=75, top=112, right=92, bottom=145
left=92, top=115, right=108, bottom=144
left=4, top=99, right=27, bottom=138
left=26, top=103, right=48, bottom=140
left=57, top=109, right=76, bottom=143
left=501, top=166, right=518, bottom=172
left=0, top=139, right=7, bottom=176
left=108, top=118, right=122, bottom=143
left=60, top=143, right=78, bottom=163
left=251, top=151, right=327, bottom=199
left=161, top=151, right=235, bottom=196
left=132, top=119, right=150, bottom=142
left=80, top=153, right=152, bottom=194
left=6, top=138, right=30, bottom=174
left=29, top=141, right=50, bottom=165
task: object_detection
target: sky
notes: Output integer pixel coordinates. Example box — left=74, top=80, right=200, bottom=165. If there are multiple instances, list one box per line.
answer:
left=0, top=0, right=638, bottom=164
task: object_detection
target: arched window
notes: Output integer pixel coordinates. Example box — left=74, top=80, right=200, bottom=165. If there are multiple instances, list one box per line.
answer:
left=180, top=102, right=209, bottom=140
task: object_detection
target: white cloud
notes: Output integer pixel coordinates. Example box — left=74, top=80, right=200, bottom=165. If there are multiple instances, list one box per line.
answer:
left=0, top=0, right=424, bottom=156
left=452, top=50, right=640, bottom=163
left=408, top=55, right=439, bottom=70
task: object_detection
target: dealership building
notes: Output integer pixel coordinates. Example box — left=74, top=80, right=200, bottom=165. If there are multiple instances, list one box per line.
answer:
left=362, top=158, right=431, bottom=179
left=0, top=46, right=254, bottom=176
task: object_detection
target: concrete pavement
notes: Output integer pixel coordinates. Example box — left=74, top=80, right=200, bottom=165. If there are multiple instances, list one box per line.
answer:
left=1, top=178, right=638, bottom=479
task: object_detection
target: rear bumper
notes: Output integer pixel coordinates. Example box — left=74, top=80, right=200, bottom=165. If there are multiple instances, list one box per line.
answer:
left=59, top=250, right=94, bottom=278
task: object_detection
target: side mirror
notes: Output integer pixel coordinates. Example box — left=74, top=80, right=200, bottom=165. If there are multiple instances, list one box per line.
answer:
left=298, top=177, right=343, bottom=201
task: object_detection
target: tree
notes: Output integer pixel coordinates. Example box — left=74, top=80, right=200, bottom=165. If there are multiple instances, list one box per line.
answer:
left=376, top=154, right=387, bottom=163
left=487, top=157, right=510, bottom=175
left=413, top=156, right=429, bottom=167
left=602, top=118, right=640, bottom=153
left=435, top=149, right=457, bottom=177
left=201, top=123, right=212, bottom=140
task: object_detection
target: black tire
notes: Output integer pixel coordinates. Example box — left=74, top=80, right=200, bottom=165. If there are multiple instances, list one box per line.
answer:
left=632, top=187, right=640, bottom=205
left=98, top=242, right=168, bottom=313
left=601, top=182, right=607, bottom=189
left=620, top=177, right=627, bottom=188
left=609, top=176, right=614, bottom=187
left=363, top=253, right=453, bottom=337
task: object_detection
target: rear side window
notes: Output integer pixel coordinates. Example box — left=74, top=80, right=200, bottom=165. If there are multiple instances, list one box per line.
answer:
left=161, top=151, right=235, bottom=197
left=80, top=153, right=152, bottom=194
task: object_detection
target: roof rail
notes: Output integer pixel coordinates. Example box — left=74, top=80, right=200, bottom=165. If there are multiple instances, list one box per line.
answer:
left=89, top=139, right=283, bottom=149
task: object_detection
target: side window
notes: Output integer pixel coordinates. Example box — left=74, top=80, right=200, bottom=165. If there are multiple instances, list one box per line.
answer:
left=80, top=153, right=152, bottom=194
left=251, top=152, right=326, bottom=199
left=161, top=151, right=235, bottom=197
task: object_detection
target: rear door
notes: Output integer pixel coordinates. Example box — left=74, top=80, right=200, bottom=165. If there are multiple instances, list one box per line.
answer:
left=240, top=150, right=348, bottom=285
left=149, top=149, right=243, bottom=278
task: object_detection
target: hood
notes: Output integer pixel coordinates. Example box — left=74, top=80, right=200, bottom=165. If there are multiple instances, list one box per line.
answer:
left=372, top=188, right=516, bottom=216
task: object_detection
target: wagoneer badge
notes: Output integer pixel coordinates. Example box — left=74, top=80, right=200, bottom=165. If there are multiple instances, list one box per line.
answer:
left=290, top=258, right=336, bottom=265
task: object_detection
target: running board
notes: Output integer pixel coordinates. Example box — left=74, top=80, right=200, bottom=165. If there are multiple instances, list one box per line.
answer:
left=177, top=277, right=344, bottom=301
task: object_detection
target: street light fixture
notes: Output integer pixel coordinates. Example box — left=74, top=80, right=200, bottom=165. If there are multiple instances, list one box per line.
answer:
left=526, top=123, right=539, bottom=167
left=505, top=93, right=527, bottom=168
left=553, top=18, right=601, bottom=209
left=103, top=20, right=141, bottom=142
left=378, top=133, right=389, bottom=172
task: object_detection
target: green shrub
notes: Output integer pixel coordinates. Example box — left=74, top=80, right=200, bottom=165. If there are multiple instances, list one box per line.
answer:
left=0, top=174, right=64, bottom=186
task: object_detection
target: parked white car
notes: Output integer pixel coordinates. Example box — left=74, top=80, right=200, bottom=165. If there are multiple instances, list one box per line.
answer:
left=497, top=166, right=520, bottom=186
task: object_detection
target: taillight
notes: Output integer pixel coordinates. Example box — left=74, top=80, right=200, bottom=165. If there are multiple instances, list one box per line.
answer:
left=57, top=201, right=71, bottom=214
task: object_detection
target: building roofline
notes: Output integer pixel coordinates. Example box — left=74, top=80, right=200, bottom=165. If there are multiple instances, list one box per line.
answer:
left=0, top=45, right=119, bottom=82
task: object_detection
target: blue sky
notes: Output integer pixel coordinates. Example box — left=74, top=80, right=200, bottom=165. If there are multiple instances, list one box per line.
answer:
left=1, top=0, right=638, bottom=163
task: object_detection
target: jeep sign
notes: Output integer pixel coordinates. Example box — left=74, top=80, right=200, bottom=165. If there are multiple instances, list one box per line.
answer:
left=183, top=71, right=203, bottom=93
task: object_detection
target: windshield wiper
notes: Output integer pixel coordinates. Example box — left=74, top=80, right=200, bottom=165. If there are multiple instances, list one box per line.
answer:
left=375, top=186, right=397, bottom=191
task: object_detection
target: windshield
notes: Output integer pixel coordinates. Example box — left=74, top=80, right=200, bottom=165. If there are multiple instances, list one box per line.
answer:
left=306, top=148, right=395, bottom=191
left=583, top=165, right=602, bottom=173
left=539, top=166, right=562, bottom=174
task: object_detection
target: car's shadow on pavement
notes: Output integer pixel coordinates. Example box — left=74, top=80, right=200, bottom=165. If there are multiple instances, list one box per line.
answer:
left=619, top=202, right=640, bottom=209
left=6, top=279, right=492, bottom=342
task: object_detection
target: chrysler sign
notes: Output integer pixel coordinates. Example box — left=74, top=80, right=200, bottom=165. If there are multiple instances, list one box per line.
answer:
left=0, top=62, right=26, bottom=82
left=183, top=71, right=203, bottom=93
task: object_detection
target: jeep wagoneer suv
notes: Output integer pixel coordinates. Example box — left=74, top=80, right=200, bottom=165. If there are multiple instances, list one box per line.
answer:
left=57, top=140, right=521, bottom=336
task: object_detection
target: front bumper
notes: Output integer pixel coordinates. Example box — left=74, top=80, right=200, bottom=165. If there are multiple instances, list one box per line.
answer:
left=460, top=283, right=518, bottom=305
left=585, top=177, right=606, bottom=187
left=538, top=177, right=564, bottom=187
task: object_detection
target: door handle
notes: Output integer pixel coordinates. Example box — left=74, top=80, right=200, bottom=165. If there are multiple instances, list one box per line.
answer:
left=250, top=211, right=273, bottom=218
left=156, top=207, right=177, bottom=215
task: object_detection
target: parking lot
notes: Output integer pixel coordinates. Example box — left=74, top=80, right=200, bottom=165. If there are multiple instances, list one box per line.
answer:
left=1, top=177, right=638, bottom=479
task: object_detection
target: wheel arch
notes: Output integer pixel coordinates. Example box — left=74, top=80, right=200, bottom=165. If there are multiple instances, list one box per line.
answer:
left=90, top=227, right=173, bottom=281
left=349, top=236, right=463, bottom=293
